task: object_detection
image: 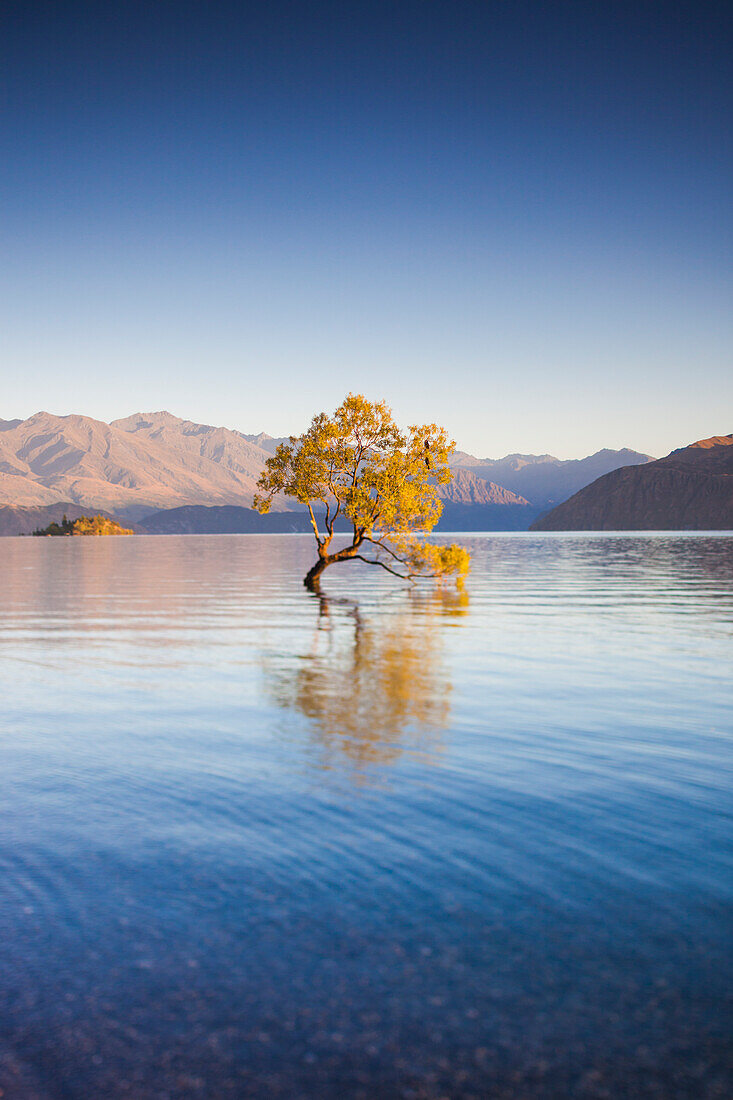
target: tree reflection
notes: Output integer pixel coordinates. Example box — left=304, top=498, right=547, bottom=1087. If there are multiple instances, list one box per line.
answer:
left=265, top=588, right=468, bottom=778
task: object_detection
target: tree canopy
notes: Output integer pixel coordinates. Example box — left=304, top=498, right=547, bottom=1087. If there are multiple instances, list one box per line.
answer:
left=253, top=394, right=470, bottom=588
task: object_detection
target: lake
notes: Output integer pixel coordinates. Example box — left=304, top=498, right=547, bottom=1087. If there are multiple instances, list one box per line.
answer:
left=1, top=533, right=731, bottom=1098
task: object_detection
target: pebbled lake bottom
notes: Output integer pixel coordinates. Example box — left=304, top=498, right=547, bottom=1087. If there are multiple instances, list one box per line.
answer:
left=1, top=533, right=731, bottom=1098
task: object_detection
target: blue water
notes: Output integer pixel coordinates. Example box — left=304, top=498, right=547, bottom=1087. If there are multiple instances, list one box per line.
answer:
left=1, top=534, right=731, bottom=1098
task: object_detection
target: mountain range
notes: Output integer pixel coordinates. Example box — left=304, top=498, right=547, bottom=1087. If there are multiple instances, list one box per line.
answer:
left=531, top=435, right=733, bottom=531
left=0, top=410, right=656, bottom=534
left=0, top=411, right=284, bottom=520
left=451, top=448, right=654, bottom=508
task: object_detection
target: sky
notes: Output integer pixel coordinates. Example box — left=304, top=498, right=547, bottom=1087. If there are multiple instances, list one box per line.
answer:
left=2, top=0, right=731, bottom=459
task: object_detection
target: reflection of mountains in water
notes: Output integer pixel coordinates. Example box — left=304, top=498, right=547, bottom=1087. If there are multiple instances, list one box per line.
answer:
left=265, top=589, right=468, bottom=777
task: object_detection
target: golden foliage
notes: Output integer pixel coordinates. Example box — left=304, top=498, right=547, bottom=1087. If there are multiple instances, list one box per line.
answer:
left=71, top=515, right=134, bottom=536
left=34, top=514, right=133, bottom=537
left=253, top=393, right=470, bottom=586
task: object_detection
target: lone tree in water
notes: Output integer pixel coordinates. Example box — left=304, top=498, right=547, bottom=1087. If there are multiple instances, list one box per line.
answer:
left=253, top=394, right=470, bottom=590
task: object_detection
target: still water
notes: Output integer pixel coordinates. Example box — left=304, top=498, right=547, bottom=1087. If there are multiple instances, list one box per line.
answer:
left=1, top=534, right=731, bottom=1098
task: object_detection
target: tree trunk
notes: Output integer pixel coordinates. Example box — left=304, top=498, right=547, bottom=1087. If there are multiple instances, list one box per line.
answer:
left=303, top=537, right=362, bottom=591
left=303, top=556, right=329, bottom=591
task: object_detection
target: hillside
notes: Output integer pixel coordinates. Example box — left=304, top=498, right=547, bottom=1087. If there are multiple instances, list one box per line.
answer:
left=452, top=448, right=655, bottom=509
left=531, top=435, right=733, bottom=531
left=0, top=412, right=286, bottom=519
left=138, top=505, right=315, bottom=535
left=437, top=468, right=529, bottom=506
left=137, top=498, right=541, bottom=534
left=111, top=411, right=270, bottom=481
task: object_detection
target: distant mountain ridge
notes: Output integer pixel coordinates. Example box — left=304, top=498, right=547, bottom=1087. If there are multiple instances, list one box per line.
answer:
left=137, top=505, right=313, bottom=535
left=239, top=432, right=292, bottom=455
left=111, top=410, right=271, bottom=485
left=452, top=448, right=655, bottom=510
left=438, top=469, right=529, bottom=506
left=0, top=409, right=658, bottom=532
left=452, top=451, right=556, bottom=469
left=531, top=435, right=733, bottom=531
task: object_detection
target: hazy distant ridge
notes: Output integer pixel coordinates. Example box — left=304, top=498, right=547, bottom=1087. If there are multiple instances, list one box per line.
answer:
left=452, top=448, right=655, bottom=510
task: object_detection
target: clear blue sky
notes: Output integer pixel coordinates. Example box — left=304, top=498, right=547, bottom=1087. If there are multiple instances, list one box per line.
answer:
left=2, top=0, right=731, bottom=458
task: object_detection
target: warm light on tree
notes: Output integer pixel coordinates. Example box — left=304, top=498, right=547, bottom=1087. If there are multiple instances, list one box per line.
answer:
left=253, top=393, right=471, bottom=589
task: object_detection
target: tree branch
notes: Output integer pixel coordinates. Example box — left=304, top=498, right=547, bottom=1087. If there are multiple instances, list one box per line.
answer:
left=350, top=554, right=412, bottom=580
left=350, top=553, right=442, bottom=582
left=306, top=503, right=322, bottom=546
left=363, top=536, right=408, bottom=565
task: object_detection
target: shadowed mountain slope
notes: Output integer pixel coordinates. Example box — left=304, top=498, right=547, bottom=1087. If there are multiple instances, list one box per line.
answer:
left=137, top=505, right=313, bottom=535
left=137, top=499, right=541, bottom=535
left=531, top=436, right=733, bottom=531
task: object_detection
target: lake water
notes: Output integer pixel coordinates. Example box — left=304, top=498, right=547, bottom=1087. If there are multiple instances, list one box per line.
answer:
left=1, top=534, right=731, bottom=1098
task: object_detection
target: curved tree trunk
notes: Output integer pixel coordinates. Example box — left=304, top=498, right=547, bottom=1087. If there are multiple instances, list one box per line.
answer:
left=303, top=536, right=364, bottom=591
left=304, top=557, right=329, bottom=591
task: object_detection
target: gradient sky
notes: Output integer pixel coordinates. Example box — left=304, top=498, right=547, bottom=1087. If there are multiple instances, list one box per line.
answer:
left=2, top=0, right=731, bottom=458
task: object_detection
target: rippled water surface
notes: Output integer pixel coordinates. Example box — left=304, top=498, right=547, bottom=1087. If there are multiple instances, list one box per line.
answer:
left=1, top=534, right=731, bottom=1098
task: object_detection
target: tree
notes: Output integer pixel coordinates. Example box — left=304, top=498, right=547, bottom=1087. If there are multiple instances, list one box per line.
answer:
left=253, top=393, right=471, bottom=589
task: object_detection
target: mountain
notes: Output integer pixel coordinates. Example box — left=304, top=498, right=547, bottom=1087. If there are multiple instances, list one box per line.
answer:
left=437, top=468, right=529, bottom=506
left=531, top=435, right=733, bottom=531
left=452, top=450, right=556, bottom=469
left=450, top=448, right=655, bottom=508
left=114, top=416, right=526, bottom=511
left=0, top=409, right=657, bottom=532
left=435, top=470, right=541, bottom=528
left=111, top=411, right=270, bottom=480
left=0, top=411, right=287, bottom=520
left=239, top=432, right=292, bottom=455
